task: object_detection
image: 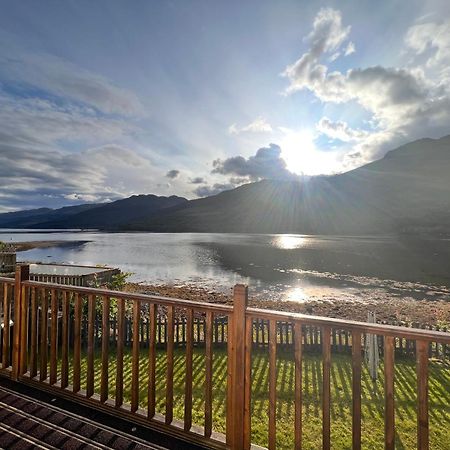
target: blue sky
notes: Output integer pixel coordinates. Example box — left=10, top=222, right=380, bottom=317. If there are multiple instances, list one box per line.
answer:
left=1, top=0, right=449, bottom=211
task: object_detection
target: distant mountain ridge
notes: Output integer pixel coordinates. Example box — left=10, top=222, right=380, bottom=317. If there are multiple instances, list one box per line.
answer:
left=1, top=135, right=450, bottom=235
left=0, top=195, right=188, bottom=229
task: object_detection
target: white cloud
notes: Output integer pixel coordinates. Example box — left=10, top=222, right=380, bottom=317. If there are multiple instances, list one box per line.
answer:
left=228, top=117, right=273, bottom=134
left=317, top=117, right=368, bottom=142
left=344, top=41, right=355, bottom=56
left=405, top=19, right=450, bottom=81
left=0, top=41, right=143, bottom=116
left=283, top=9, right=450, bottom=162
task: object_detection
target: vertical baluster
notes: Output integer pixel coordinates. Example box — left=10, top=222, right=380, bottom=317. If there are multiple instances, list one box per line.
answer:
left=322, top=326, right=331, bottom=450
left=115, top=298, right=125, bottom=407
left=268, top=319, right=277, bottom=450
left=50, top=289, right=58, bottom=384
left=184, top=308, right=194, bottom=431
left=243, top=315, right=253, bottom=449
left=204, top=311, right=213, bottom=438
left=131, top=300, right=140, bottom=412
left=294, top=321, right=303, bottom=450
left=73, top=293, right=82, bottom=393
left=40, top=288, right=48, bottom=381
left=29, top=287, right=38, bottom=377
left=2, top=284, right=10, bottom=368
left=147, top=303, right=157, bottom=418
left=86, top=294, right=95, bottom=397
left=61, top=291, right=69, bottom=388
left=384, top=335, right=395, bottom=450
left=417, top=340, right=429, bottom=450
left=352, top=331, right=362, bottom=450
left=101, top=295, right=110, bottom=402
left=165, top=305, right=174, bottom=424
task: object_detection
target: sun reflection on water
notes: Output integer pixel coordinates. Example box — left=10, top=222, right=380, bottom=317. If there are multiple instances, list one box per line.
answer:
left=273, top=234, right=306, bottom=250
left=284, top=286, right=308, bottom=302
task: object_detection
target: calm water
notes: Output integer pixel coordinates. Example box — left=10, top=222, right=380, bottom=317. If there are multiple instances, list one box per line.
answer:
left=1, top=230, right=450, bottom=302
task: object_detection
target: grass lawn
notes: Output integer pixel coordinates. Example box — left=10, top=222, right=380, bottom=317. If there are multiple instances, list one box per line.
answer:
left=68, top=347, right=450, bottom=449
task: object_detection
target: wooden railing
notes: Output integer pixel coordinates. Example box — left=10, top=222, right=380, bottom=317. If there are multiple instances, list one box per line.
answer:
left=1, top=264, right=450, bottom=449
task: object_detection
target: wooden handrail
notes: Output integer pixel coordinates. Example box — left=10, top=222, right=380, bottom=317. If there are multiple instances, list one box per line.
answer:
left=22, top=279, right=233, bottom=314
left=247, top=307, right=450, bottom=343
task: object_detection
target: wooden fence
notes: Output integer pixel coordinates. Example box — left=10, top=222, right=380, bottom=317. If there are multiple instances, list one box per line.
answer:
left=1, top=264, right=450, bottom=449
left=78, top=315, right=450, bottom=359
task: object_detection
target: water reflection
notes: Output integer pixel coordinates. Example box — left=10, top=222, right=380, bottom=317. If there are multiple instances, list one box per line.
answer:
left=273, top=234, right=305, bottom=250
left=1, top=231, right=449, bottom=301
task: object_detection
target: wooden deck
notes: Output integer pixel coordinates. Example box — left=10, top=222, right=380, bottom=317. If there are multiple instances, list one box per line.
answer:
left=0, top=378, right=204, bottom=449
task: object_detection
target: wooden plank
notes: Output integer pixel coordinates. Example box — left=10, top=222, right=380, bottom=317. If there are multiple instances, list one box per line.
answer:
left=73, top=293, right=82, bottom=393
left=204, top=311, right=213, bottom=438
left=86, top=294, right=95, bottom=398
left=184, top=308, right=194, bottom=432
left=322, top=326, right=331, bottom=450
left=384, top=335, right=395, bottom=450
left=2, top=284, right=10, bottom=368
left=352, top=331, right=362, bottom=450
left=61, top=291, right=69, bottom=388
left=147, top=303, right=157, bottom=418
left=243, top=315, right=253, bottom=449
left=29, top=287, right=38, bottom=377
left=39, top=288, right=48, bottom=381
left=417, top=340, right=429, bottom=450
left=165, top=305, right=174, bottom=424
left=226, top=314, right=234, bottom=446
left=131, top=299, right=140, bottom=412
left=100, top=295, right=110, bottom=403
left=268, top=319, right=277, bottom=450
left=115, top=298, right=125, bottom=407
left=50, top=289, right=58, bottom=384
left=12, top=265, right=30, bottom=378
left=294, top=321, right=303, bottom=450
left=228, top=285, right=248, bottom=449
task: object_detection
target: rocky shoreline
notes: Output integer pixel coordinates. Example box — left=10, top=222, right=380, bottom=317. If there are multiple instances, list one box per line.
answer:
left=14, top=240, right=89, bottom=251
left=124, top=282, right=450, bottom=326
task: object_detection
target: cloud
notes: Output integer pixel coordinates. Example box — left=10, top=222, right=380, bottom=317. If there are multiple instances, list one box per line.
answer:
left=0, top=86, right=162, bottom=211
left=166, top=169, right=180, bottom=179
left=283, top=8, right=351, bottom=95
left=283, top=9, right=450, bottom=162
left=344, top=41, right=355, bottom=56
left=0, top=42, right=143, bottom=116
left=228, top=117, right=273, bottom=134
left=317, top=117, right=368, bottom=142
left=405, top=19, right=450, bottom=82
left=189, top=177, right=206, bottom=184
left=193, top=183, right=236, bottom=198
left=212, top=144, right=294, bottom=180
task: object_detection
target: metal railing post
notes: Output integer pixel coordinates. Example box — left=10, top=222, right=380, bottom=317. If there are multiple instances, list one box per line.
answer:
left=12, top=264, right=29, bottom=380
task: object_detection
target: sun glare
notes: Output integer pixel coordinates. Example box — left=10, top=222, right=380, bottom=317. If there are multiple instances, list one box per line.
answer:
left=280, top=129, right=341, bottom=176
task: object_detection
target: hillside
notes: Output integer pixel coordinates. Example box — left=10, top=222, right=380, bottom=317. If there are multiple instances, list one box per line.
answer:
left=126, top=135, right=450, bottom=234
left=0, top=195, right=188, bottom=230
left=1, top=135, right=449, bottom=234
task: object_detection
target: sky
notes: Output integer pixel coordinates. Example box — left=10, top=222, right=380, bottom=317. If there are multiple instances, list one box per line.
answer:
left=1, top=0, right=450, bottom=212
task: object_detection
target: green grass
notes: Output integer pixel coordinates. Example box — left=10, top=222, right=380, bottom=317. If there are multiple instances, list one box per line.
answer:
left=66, top=347, right=450, bottom=449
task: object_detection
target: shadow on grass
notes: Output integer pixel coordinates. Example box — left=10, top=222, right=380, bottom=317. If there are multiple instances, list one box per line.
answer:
left=49, top=347, right=450, bottom=449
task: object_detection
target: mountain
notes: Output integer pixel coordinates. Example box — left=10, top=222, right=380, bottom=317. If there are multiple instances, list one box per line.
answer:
left=125, top=135, right=450, bottom=235
left=1, top=135, right=449, bottom=235
left=0, top=195, right=188, bottom=230
left=0, top=204, right=99, bottom=228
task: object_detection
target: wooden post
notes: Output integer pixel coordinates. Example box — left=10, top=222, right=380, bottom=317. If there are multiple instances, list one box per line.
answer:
left=12, top=264, right=29, bottom=380
left=227, top=284, right=248, bottom=449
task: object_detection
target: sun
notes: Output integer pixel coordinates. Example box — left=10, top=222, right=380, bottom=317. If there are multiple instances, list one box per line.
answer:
left=279, top=129, right=340, bottom=176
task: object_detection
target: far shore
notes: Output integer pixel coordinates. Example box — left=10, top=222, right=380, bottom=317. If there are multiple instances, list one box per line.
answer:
left=13, top=240, right=90, bottom=252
